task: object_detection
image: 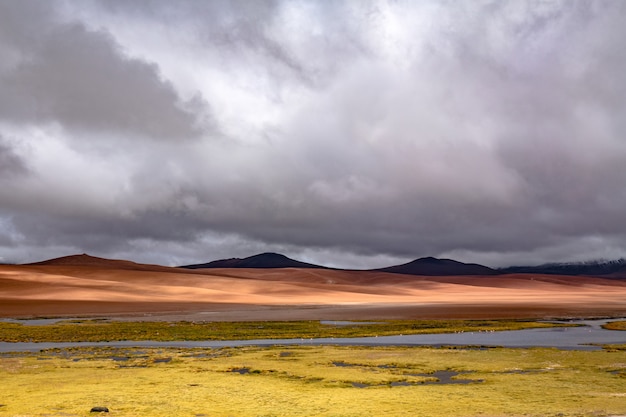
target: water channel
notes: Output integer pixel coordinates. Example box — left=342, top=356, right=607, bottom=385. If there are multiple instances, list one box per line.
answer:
left=0, top=318, right=624, bottom=353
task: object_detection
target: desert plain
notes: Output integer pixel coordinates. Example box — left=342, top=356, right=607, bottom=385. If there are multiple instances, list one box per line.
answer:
left=1, top=254, right=626, bottom=320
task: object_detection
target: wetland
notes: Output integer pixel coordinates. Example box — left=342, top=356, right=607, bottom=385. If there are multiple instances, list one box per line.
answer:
left=1, top=318, right=625, bottom=352
left=2, top=344, right=626, bottom=417
left=1, top=318, right=626, bottom=416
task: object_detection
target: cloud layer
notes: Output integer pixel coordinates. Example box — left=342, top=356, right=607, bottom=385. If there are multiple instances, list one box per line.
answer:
left=1, top=1, right=626, bottom=268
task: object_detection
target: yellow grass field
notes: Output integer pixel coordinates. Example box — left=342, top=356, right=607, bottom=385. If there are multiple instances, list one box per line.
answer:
left=2, top=345, right=626, bottom=417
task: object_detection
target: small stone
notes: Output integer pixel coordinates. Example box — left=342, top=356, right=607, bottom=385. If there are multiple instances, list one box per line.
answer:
left=90, top=406, right=109, bottom=413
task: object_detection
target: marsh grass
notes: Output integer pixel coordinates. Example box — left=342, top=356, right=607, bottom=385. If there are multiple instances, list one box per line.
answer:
left=1, top=345, right=626, bottom=417
left=0, top=319, right=571, bottom=343
left=604, top=321, right=626, bottom=331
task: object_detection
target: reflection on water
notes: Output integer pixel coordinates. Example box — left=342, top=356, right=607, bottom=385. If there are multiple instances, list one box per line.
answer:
left=0, top=318, right=624, bottom=353
left=320, top=320, right=384, bottom=326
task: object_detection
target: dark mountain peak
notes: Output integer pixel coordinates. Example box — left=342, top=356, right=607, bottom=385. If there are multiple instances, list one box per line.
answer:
left=249, top=252, right=290, bottom=260
left=181, top=252, right=326, bottom=269
left=500, top=258, right=626, bottom=277
left=377, top=256, right=498, bottom=276
left=416, top=256, right=439, bottom=263
left=413, top=257, right=466, bottom=265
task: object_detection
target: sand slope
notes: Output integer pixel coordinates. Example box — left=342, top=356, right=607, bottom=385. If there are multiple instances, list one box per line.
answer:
left=1, top=257, right=625, bottom=320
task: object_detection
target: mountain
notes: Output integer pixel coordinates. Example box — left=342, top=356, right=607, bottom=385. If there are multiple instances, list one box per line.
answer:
left=27, top=253, right=175, bottom=272
left=376, top=256, right=499, bottom=276
left=179, top=254, right=499, bottom=274
left=181, top=252, right=328, bottom=269
left=499, top=259, right=626, bottom=278
left=27, top=253, right=626, bottom=279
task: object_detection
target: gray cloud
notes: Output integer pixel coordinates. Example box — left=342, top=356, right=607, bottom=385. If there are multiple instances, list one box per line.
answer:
left=0, top=2, right=207, bottom=141
left=1, top=1, right=626, bottom=268
left=0, top=135, right=28, bottom=178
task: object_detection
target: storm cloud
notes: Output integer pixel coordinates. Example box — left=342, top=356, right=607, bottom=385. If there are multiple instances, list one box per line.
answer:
left=1, top=0, right=626, bottom=268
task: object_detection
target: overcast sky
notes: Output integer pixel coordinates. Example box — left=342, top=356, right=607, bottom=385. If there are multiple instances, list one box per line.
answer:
left=1, top=1, right=626, bottom=268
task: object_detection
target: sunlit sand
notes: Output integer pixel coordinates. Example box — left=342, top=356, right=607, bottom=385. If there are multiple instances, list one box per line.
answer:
left=1, top=255, right=625, bottom=320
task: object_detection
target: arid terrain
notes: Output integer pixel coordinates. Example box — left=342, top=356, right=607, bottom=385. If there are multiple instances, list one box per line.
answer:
left=1, top=254, right=626, bottom=321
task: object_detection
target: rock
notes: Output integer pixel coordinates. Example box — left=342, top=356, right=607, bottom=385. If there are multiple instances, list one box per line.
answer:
left=90, top=406, right=109, bottom=413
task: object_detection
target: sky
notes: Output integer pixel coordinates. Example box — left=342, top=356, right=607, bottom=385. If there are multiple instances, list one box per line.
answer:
left=1, top=0, right=626, bottom=269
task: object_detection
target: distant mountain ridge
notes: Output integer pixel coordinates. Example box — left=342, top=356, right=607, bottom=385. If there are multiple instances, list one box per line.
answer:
left=30, top=253, right=138, bottom=267
left=28, top=253, right=176, bottom=272
left=500, top=259, right=626, bottom=278
left=25, top=253, right=626, bottom=279
left=182, top=254, right=499, bottom=276
left=181, top=252, right=328, bottom=270
left=376, top=256, right=500, bottom=276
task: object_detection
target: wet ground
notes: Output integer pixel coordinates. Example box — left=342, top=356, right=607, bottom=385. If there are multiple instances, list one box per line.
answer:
left=0, top=318, right=624, bottom=352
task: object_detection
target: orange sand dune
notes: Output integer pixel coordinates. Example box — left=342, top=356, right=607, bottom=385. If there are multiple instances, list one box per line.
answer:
left=1, top=261, right=625, bottom=320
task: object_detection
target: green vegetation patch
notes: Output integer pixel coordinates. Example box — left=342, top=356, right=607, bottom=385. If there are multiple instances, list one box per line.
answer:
left=1, top=345, right=625, bottom=417
left=0, top=319, right=571, bottom=343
